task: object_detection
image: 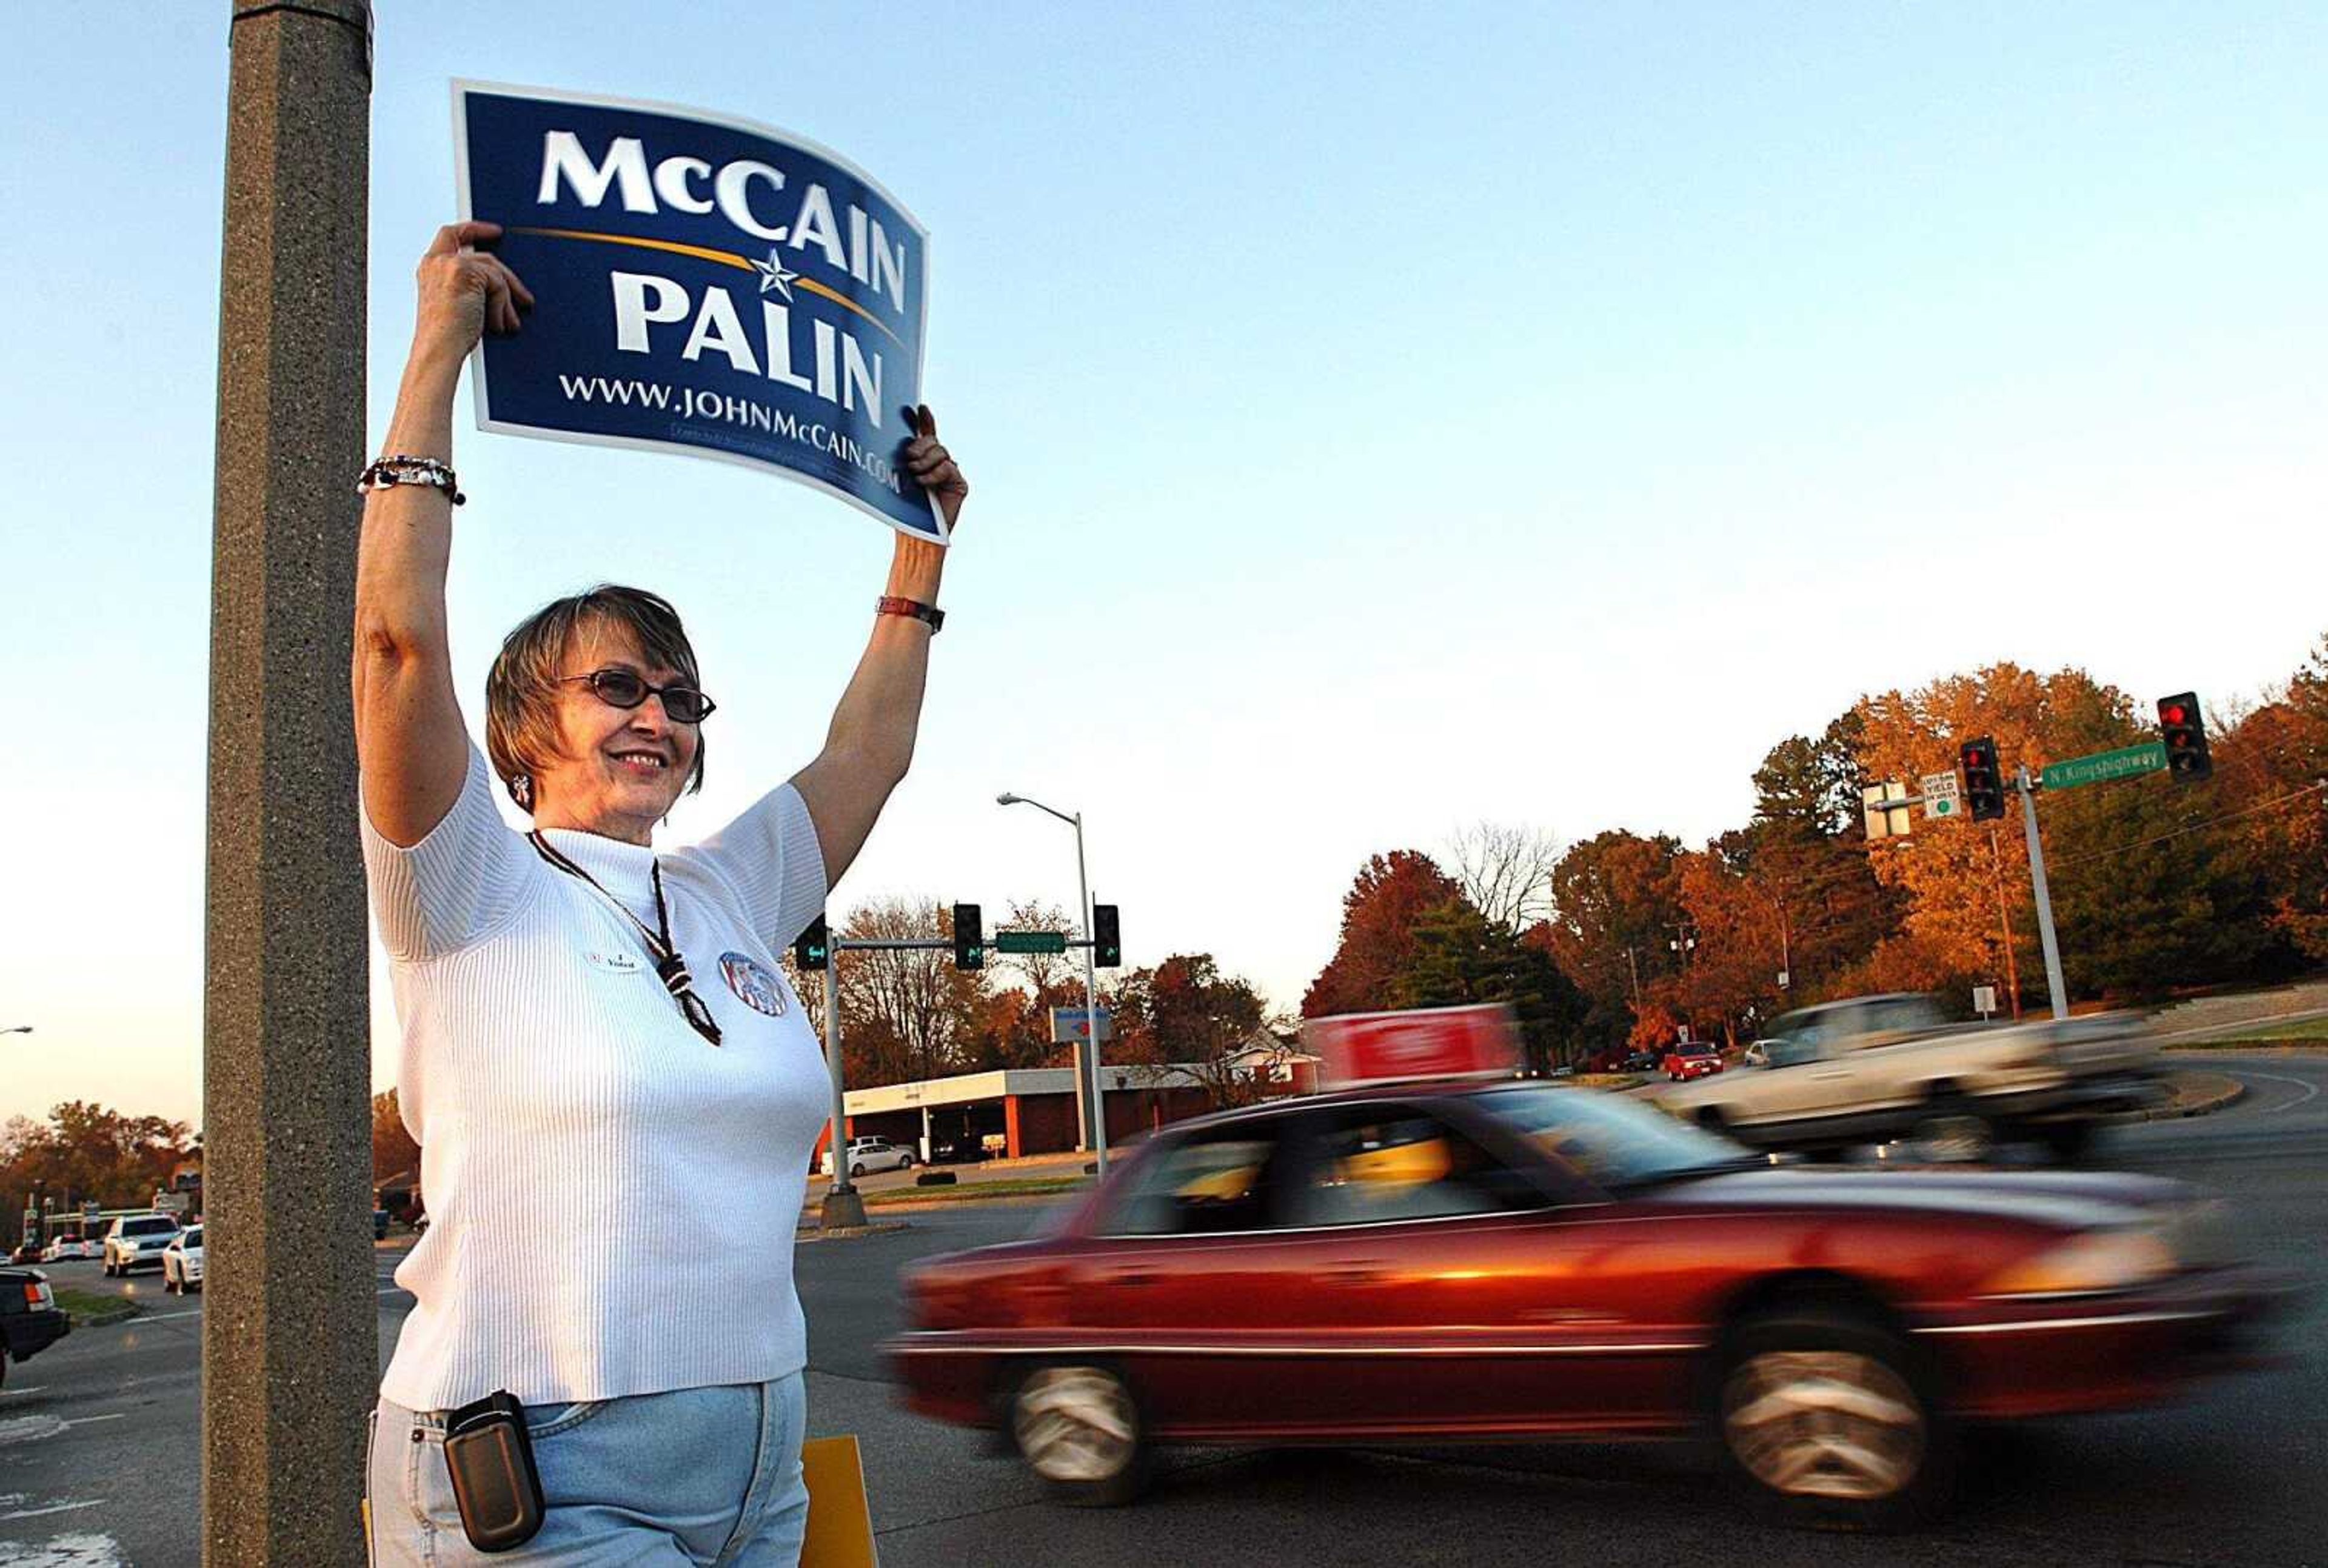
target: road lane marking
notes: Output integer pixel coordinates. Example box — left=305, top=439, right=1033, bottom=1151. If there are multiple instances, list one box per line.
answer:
left=57, top=1416, right=124, bottom=1431
left=0, top=1500, right=105, bottom=1520
left=0, top=1530, right=130, bottom=1564
left=2233, top=1067, right=2322, bottom=1113
left=0, top=1387, right=48, bottom=1398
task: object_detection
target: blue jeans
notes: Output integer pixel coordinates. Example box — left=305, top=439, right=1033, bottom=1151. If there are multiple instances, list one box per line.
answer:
left=367, top=1375, right=810, bottom=1566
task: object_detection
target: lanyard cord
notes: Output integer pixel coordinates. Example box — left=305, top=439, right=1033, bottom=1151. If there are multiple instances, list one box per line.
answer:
left=528, top=832, right=723, bottom=1047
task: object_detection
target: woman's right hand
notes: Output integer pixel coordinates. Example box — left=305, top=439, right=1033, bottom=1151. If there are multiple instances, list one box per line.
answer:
left=412, top=221, right=534, bottom=365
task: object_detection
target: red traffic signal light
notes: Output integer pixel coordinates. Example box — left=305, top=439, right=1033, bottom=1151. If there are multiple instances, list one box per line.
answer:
left=2156, top=692, right=2212, bottom=782
left=1959, top=735, right=2007, bottom=821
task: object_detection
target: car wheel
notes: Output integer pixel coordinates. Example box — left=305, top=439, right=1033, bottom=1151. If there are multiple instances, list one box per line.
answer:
left=2038, top=1121, right=2095, bottom=1163
left=1910, top=1102, right=1995, bottom=1164
left=850, top=1163, right=866, bottom=1178
left=1714, top=1306, right=1954, bottom=1532
left=1011, top=1361, right=1149, bottom=1507
left=900, top=1154, right=915, bottom=1169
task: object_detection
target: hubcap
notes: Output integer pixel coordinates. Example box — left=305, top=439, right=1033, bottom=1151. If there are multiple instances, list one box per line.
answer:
left=1014, top=1367, right=1136, bottom=1483
left=1723, top=1350, right=1925, bottom=1501
left=1913, top=1113, right=1992, bottom=1164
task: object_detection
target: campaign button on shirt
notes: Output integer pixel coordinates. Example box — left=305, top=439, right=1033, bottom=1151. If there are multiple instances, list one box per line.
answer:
left=582, top=946, right=646, bottom=976
left=720, top=952, right=788, bottom=1016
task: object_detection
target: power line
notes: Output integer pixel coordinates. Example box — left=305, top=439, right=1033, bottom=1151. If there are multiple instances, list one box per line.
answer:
left=2049, top=779, right=2328, bottom=870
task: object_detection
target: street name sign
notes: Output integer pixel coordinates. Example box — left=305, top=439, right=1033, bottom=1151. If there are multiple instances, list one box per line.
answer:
left=452, top=81, right=941, bottom=541
left=997, top=930, right=1069, bottom=955
left=1920, top=771, right=1962, bottom=819
left=1048, top=1007, right=1114, bottom=1043
left=2041, top=741, right=2167, bottom=792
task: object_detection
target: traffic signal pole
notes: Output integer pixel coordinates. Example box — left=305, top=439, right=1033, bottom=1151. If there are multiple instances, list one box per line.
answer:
left=2017, top=767, right=2070, bottom=1021
left=817, top=958, right=866, bottom=1230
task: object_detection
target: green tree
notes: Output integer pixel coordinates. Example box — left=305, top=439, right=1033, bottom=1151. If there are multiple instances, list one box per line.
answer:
left=1392, top=898, right=1590, bottom=1072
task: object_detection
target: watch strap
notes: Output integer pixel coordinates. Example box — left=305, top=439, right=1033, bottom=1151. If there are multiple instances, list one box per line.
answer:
left=875, top=595, right=944, bottom=633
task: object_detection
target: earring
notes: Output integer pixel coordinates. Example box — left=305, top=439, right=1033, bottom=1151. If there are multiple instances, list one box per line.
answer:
left=512, top=775, right=534, bottom=809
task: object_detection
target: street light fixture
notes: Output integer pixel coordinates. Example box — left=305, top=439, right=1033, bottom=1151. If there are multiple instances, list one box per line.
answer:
left=1, top=1027, right=30, bottom=1036
left=997, top=792, right=1109, bottom=1177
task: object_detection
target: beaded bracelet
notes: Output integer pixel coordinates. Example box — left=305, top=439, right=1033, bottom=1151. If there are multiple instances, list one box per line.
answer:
left=356, top=455, right=464, bottom=506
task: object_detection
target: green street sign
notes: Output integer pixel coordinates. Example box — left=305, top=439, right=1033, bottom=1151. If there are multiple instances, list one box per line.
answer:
left=995, top=930, right=1069, bottom=955
left=2041, top=741, right=2167, bottom=792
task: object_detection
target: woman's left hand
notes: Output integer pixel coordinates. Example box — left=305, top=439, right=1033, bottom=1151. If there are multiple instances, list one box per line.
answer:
left=903, top=405, right=968, bottom=532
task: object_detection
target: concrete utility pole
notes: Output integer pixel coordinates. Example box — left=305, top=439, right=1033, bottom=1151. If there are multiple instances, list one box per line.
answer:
left=204, top=4, right=374, bottom=1564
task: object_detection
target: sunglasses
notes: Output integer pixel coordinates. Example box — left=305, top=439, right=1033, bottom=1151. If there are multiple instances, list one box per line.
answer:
left=558, top=668, right=717, bottom=724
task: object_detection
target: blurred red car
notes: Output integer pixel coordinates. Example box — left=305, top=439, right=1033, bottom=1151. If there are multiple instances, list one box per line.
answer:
left=1665, top=1041, right=1724, bottom=1081
left=888, top=1083, right=2286, bottom=1530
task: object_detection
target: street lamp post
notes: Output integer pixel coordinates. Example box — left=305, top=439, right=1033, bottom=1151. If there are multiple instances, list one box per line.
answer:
left=997, top=792, right=1109, bottom=1177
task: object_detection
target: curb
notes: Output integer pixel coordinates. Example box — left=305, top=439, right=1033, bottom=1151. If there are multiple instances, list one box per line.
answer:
left=795, top=1221, right=913, bottom=1243
left=2112, top=1070, right=2245, bottom=1124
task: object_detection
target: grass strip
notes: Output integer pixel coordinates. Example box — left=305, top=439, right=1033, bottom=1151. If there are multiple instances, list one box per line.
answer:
left=2162, top=1017, right=2328, bottom=1048
left=52, top=1287, right=142, bottom=1327
left=860, top=1175, right=1093, bottom=1207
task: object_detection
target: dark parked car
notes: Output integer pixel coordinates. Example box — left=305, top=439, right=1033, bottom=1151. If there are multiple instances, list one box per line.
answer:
left=0, top=1268, right=70, bottom=1387
left=888, top=1082, right=2287, bottom=1530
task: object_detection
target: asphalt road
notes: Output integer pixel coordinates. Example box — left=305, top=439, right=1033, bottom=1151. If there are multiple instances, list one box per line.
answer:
left=2, top=1053, right=2321, bottom=1566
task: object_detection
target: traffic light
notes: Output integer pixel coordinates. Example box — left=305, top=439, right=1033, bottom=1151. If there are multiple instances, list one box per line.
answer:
left=952, top=902, right=985, bottom=970
left=1092, top=904, right=1121, bottom=968
left=793, top=913, right=829, bottom=972
left=2157, top=692, right=2212, bottom=783
left=1959, top=736, right=2007, bottom=822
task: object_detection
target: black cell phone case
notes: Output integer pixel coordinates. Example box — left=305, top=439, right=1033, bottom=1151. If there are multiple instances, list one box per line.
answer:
left=442, top=1392, right=546, bottom=1553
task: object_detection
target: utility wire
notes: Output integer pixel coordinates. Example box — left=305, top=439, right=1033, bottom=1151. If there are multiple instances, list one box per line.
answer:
left=2048, top=779, right=2328, bottom=870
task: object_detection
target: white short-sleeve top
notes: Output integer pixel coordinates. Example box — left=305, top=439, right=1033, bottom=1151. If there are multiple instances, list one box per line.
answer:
left=363, top=742, right=829, bottom=1411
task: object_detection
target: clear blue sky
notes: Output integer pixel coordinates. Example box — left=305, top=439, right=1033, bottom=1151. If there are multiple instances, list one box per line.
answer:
left=3, top=2, right=2321, bottom=1127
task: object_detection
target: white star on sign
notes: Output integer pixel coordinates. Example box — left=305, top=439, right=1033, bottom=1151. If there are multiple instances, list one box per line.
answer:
left=751, top=249, right=798, bottom=300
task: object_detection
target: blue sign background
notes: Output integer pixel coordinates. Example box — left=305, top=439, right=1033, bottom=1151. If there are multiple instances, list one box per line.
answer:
left=453, top=82, right=938, bottom=541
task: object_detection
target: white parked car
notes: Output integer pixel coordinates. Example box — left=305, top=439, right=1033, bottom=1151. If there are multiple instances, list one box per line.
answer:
left=40, top=1237, right=96, bottom=1263
left=162, top=1226, right=204, bottom=1294
left=102, top=1213, right=181, bottom=1277
left=820, top=1136, right=916, bottom=1178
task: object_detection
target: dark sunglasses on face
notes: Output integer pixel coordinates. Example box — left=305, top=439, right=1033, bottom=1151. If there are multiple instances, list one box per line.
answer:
left=558, top=668, right=717, bottom=724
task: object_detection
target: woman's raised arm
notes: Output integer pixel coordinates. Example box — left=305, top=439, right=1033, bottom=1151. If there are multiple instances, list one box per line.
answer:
left=789, top=407, right=968, bottom=886
left=353, top=222, right=532, bottom=846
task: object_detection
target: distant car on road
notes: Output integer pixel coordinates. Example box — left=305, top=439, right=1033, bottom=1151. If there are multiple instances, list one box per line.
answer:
left=1621, top=1050, right=1662, bottom=1073
left=0, top=1267, right=69, bottom=1387
left=821, top=1136, right=916, bottom=1178
left=889, top=1080, right=2290, bottom=1529
left=10, top=1241, right=45, bottom=1265
left=41, top=1237, right=96, bottom=1264
left=102, top=1213, right=180, bottom=1277
left=1664, top=1041, right=1724, bottom=1081
left=162, top=1226, right=204, bottom=1295
left=1659, top=993, right=2160, bottom=1161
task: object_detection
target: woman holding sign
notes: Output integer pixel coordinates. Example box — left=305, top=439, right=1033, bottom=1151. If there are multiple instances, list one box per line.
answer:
left=355, top=221, right=965, bottom=1564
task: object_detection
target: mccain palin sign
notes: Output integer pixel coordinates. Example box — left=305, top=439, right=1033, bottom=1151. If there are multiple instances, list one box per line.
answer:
left=453, top=81, right=941, bottom=542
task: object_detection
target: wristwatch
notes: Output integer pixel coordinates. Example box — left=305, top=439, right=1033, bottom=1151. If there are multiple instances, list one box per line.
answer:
left=875, top=595, right=944, bottom=633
